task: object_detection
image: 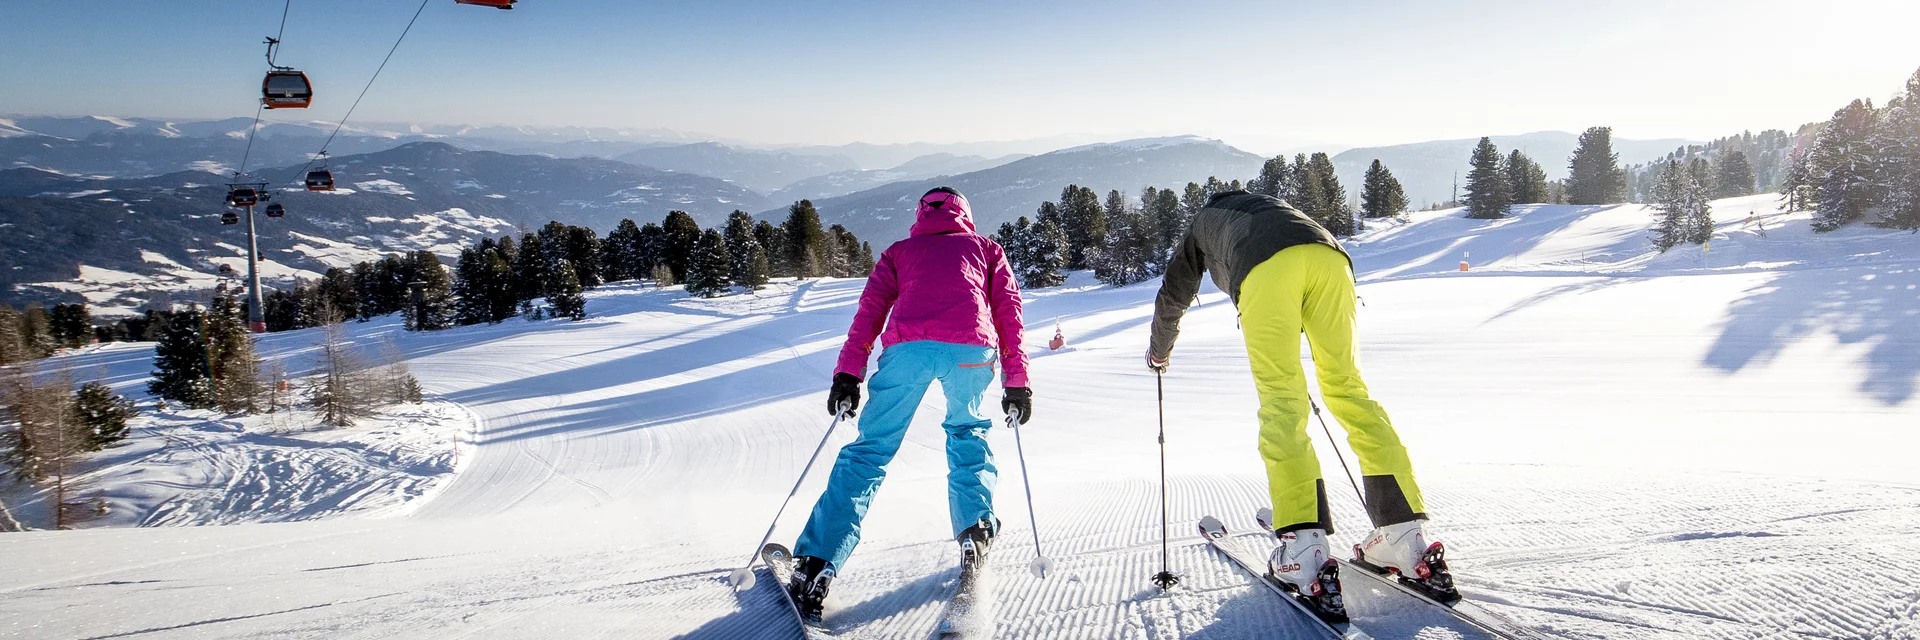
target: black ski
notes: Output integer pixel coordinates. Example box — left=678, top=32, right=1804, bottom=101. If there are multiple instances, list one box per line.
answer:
left=1340, top=559, right=1544, bottom=640
left=1250, top=508, right=1542, bottom=640
left=1198, top=515, right=1375, bottom=640
left=760, top=543, right=834, bottom=640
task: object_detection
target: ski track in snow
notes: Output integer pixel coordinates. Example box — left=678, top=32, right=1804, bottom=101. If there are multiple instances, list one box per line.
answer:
left=4, top=198, right=1920, bottom=638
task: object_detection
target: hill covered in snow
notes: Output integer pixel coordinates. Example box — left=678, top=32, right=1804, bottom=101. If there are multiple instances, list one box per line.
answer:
left=4, top=193, right=1915, bottom=638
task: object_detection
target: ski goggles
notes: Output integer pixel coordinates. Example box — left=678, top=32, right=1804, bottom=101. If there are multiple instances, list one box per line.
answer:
left=917, top=188, right=971, bottom=219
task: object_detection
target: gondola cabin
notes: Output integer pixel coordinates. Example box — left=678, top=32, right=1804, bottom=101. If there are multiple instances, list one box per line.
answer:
left=221, top=210, right=240, bottom=225
left=227, top=186, right=260, bottom=207
left=264, top=203, right=286, bottom=218
left=305, top=169, right=334, bottom=191
left=262, top=70, right=312, bottom=109
left=455, top=0, right=516, bottom=8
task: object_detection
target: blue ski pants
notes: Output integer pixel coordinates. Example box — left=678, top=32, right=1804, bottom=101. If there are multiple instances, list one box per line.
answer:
left=794, top=340, right=1000, bottom=569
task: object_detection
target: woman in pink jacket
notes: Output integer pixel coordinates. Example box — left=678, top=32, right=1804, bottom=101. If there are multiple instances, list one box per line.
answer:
left=785, top=187, right=1031, bottom=619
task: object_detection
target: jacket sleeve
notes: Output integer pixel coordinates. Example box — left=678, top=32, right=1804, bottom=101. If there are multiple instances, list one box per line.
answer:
left=984, top=241, right=1030, bottom=387
left=1148, top=231, right=1204, bottom=361
left=835, top=248, right=899, bottom=380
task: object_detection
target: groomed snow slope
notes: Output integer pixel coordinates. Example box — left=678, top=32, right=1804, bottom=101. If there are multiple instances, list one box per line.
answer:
left=2, top=197, right=1917, bottom=639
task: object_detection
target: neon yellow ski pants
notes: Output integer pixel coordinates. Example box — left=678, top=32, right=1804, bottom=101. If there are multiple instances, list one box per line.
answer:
left=1239, top=244, right=1426, bottom=533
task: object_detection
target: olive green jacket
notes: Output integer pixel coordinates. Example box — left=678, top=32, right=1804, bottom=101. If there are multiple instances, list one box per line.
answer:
left=1147, top=191, right=1351, bottom=360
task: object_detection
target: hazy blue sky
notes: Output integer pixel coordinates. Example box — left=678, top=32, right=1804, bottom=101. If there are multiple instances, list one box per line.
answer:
left=3, top=0, right=1917, bottom=151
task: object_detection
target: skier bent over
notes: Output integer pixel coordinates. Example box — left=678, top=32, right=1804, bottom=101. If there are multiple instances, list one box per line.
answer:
left=786, top=187, right=1032, bottom=620
left=1146, top=191, right=1456, bottom=623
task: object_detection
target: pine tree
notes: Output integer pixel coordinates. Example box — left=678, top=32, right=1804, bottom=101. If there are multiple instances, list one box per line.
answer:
left=1812, top=99, right=1881, bottom=231
left=452, top=246, right=491, bottom=326
left=148, top=305, right=213, bottom=408
left=1566, top=126, right=1628, bottom=205
left=1779, top=146, right=1816, bottom=212
left=1302, top=153, right=1357, bottom=236
left=637, top=222, right=668, bottom=280
left=1650, top=161, right=1688, bottom=251
left=1716, top=150, right=1756, bottom=198
left=753, top=220, right=787, bottom=277
left=600, top=218, right=644, bottom=283
left=512, top=232, right=549, bottom=306
left=316, top=267, right=361, bottom=322
left=1504, top=150, right=1549, bottom=204
left=855, top=242, right=875, bottom=277
left=781, top=201, right=828, bottom=278
left=829, top=225, right=862, bottom=278
left=740, top=243, right=772, bottom=290
left=48, top=304, right=91, bottom=349
left=1059, top=186, right=1107, bottom=270
left=72, top=381, right=135, bottom=449
left=1180, top=182, right=1207, bottom=228
left=484, top=240, right=517, bottom=322
left=723, top=211, right=762, bottom=286
left=662, top=210, right=703, bottom=281
left=1015, top=204, right=1069, bottom=288
left=1361, top=160, right=1409, bottom=219
left=1688, top=156, right=1719, bottom=202
left=405, top=250, right=454, bottom=331
left=685, top=229, right=733, bottom=297
left=206, top=291, right=261, bottom=414
left=1873, top=68, right=1920, bottom=230
left=1250, top=156, right=1288, bottom=197
left=1464, top=137, right=1513, bottom=219
left=559, top=225, right=602, bottom=289
left=545, top=261, right=587, bottom=320
left=1149, top=186, right=1184, bottom=267
left=1096, top=191, right=1154, bottom=285
left=19, top=305, right=55, bottom=359
left=0, top=305, right=21, bottom=365
left=1683, top=163, right=1715, bottom=246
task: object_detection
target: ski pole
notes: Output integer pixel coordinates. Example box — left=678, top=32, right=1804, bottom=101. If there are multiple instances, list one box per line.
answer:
left=729, top=405, right=850, bottom=590
left=1310, top=398, right=1366, bottom=508
left=1006, top=410, right=1054, bottom=578
left=1150, top=369, right=1180, bottom=590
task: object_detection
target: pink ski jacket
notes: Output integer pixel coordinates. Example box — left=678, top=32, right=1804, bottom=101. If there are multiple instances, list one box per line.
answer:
left=834, top=191, right=1030, bottom=387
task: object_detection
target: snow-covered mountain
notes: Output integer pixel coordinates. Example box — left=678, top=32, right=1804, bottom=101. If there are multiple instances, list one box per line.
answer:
left=7, top=193, right=1915, bottom=638
left=767, top=153, right=1027, bottom=203
left=613, top=142, right=860, bottom=193
left=790, top=136, right=1266, bottom=241
left=0, top=116, right=719, bottom=179
left=0, top=142, right=770, bottom=314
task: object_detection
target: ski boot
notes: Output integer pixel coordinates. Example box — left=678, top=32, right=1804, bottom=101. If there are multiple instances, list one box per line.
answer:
left=786, top=555, right=835, bottom=624
left=957, top=520, right=994, bottom=571
left=1269, top=528, right=1348, bottom=624
left=1353, top=519, right=1460, bottom=604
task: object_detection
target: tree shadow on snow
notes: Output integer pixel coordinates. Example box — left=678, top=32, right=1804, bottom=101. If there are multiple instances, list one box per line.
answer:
left=1704, top=263, right=1920, bottom=405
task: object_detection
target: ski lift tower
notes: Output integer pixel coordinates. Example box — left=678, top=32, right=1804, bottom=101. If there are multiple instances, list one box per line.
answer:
left=225, top=181, right=272, bottom=333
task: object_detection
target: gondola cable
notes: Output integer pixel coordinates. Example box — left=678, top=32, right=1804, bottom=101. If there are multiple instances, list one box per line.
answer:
left=235, top=0, right=294, bottom=178
left=289, top=0, right=432, bottom=188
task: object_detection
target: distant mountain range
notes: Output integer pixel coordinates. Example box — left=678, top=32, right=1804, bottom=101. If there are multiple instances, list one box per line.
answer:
left=785, top=136, right=1268, bottom=241
left=0, top=141, right=772, bottom=312
left=2, top=114, right=1715, bottom=312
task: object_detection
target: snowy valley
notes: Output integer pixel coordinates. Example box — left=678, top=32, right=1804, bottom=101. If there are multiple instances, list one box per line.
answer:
left=2, top=193, right=1915, bottom=638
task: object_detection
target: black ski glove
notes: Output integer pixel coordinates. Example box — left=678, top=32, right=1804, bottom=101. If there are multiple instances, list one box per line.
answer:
left=828, top=372, right=862, bottom=417
left=1001, top=387, right=1033, bottom=425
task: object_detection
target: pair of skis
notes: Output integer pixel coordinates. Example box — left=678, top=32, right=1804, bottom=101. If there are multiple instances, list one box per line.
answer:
left=1200, top=510, right=1539, bottom=640
left=759, top=542, right=993, bottom=639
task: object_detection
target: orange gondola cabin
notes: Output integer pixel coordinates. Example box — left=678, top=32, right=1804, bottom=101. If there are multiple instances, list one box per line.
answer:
left=227, top=186, right=260, bottom=207
left=305, top=169, right=334, bottom=191
left=264, top=202, right=286, bottom=218
left=220, top=210, right=240, bottom=225
left=262, top=70, right=312, bottom=109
